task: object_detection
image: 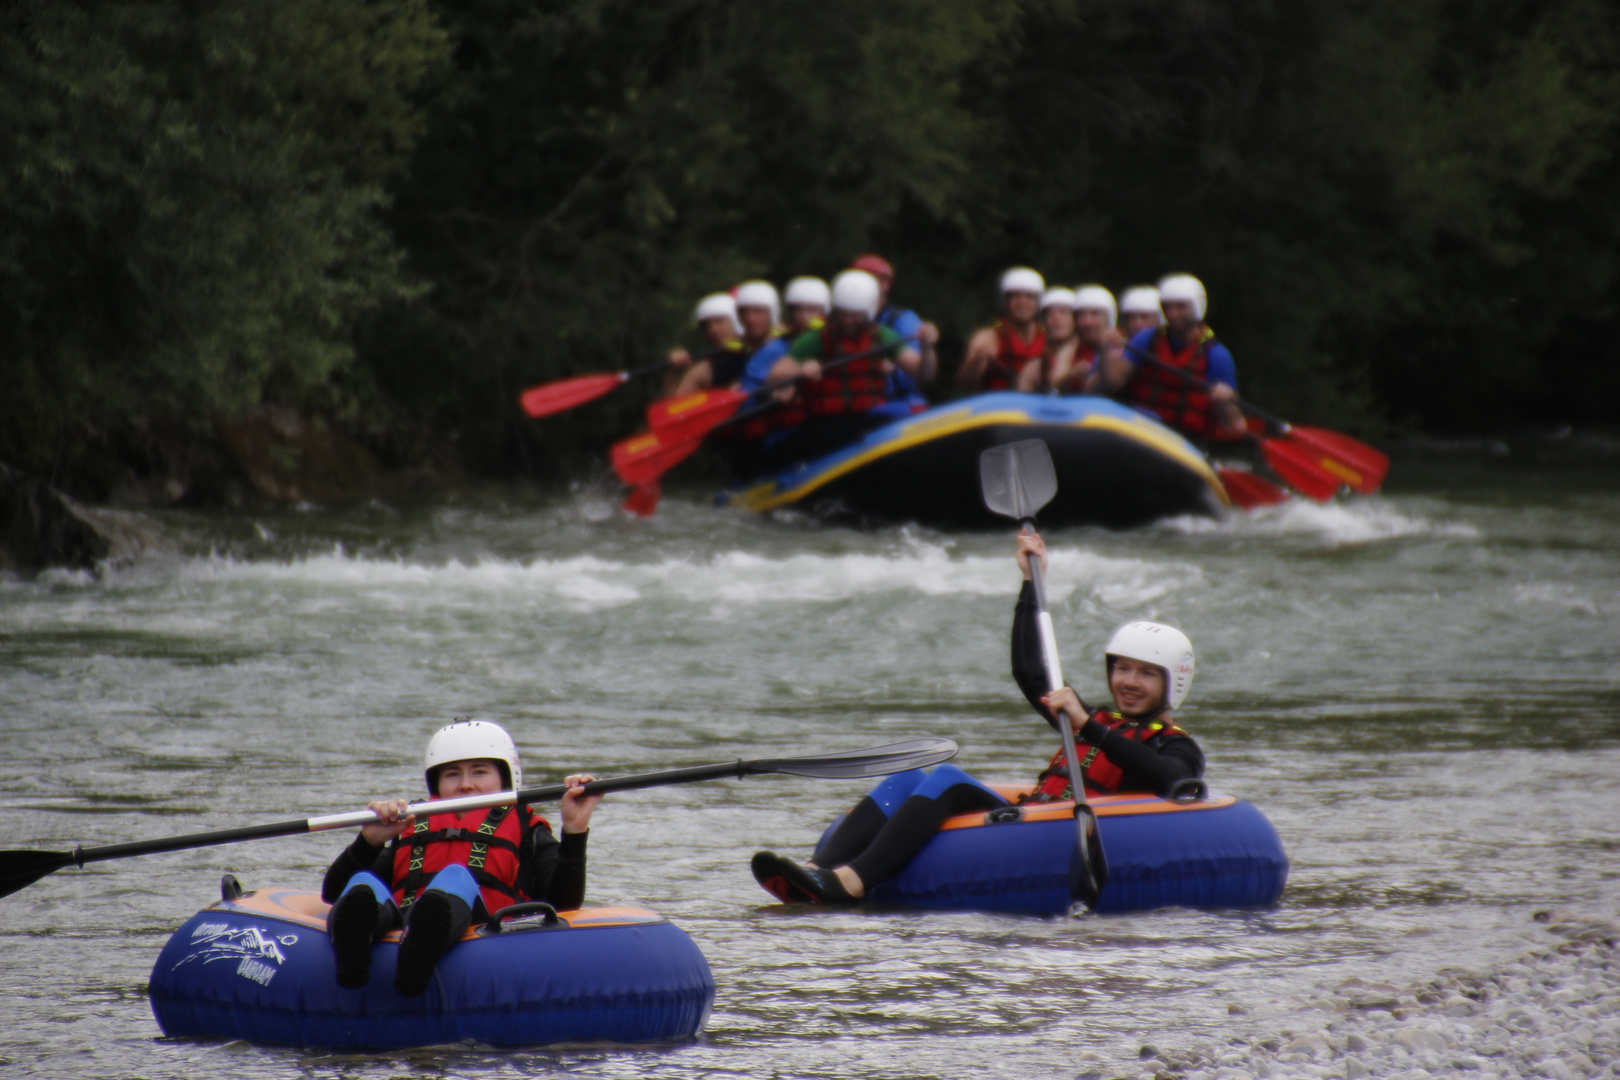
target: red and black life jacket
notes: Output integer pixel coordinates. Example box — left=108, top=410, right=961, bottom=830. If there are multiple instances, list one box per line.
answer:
left=1053, top=341, right=1098, bottom=394
left=390, top=803, right=549, bottom=917
left=801, top=323, right=892, bottom=418
left=1025, top=709, right=1192, bottom=801
left=980, top=320, right=1047, bottom=390
left=1123, top=327, right=1216, bottom=438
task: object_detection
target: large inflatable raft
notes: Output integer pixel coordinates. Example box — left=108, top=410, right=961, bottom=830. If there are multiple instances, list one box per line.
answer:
left=820, top=785, right=1287, bottom=916
left=149, top=883, right=715, bottom=1049
left=719, top=392, right=1230, bottom=528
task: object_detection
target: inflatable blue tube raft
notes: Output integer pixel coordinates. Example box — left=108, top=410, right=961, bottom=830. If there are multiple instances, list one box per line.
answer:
left=149, top=887, right=714, bottom=1049
left=824, top=787, right=1288, bottom=916
left=720, top=392, right=1230, bottom=529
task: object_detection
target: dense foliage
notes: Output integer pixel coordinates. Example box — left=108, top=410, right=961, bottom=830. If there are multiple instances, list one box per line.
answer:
left=4, top=0, right=1617, bottom=491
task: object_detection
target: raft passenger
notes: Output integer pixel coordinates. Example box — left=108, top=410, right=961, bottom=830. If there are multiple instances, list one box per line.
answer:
left=1118, top=285, right=1164, bottom=337
left=1051, top=284, right=1122, bottom=393
left=957, top=268, right=1048, bottom=391
left=1089, top=273, right=1245, bottom=441
left=750, top=532, right=1205, bottom=905
left=1018, top=287, right=1077, bottom=393
left=851, top=254, right=941, bottom=383
left=665, top=292, right=749, bottom=397
left=322, top=720, right=602, bottom=995
left=783, top=276, right=831, bottom=337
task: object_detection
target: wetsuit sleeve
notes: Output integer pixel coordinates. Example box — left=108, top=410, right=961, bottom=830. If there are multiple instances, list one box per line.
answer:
left=1077, top=717, right=1207, bottom=795
left=321, top=834, right=391, bottom=902
left=522, top=821, right=588, bottom=911
left=1011, top=580, right=1088, bottom=733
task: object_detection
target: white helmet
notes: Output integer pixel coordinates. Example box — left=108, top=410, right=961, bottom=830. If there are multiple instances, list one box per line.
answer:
left=1040, top=287, right=1077, bottom=312
left=1119, top=286, right=1164, bottom=324
left=1104, top=622, right=1196, bottom=710
left=1072, top=284, right=1118, bottom=327
left=783, top=276, right=831, bottom=311
left=423, top=720, right=521, bottom=792
left=1000, top=267, right=1045, bottom=299
left=694, top=292, right=742, bottom=336
left=830, top=269, right=881, bottom=319
left=1156, top=274, right=1207, bottom=321
left=733, top=280, right=781, bottom=325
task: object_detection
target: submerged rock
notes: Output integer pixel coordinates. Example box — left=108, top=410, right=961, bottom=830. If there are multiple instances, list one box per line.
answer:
left=0, top=463, right=148, bottom=575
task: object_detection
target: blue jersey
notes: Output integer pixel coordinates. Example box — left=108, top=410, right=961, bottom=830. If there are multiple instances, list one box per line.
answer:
left=1125, top=328, right=1237, bottom=390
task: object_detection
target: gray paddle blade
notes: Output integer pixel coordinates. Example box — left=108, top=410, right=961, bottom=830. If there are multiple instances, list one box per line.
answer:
left=760, top=738, right=959, bottom=779
left=979, top=439, right=1058, bottom=522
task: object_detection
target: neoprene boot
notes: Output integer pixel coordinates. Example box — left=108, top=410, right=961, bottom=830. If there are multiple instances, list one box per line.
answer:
left=394, top=889, right=472, bottom=997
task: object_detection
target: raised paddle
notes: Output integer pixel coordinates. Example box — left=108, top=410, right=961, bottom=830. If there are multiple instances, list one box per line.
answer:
left=1123, top=344, right=1389, bottom=495
left=519, top=359, right=676, bottom=419
left=978, top=439, right=1106, bottom=909
left=0, top=738, right=959, bottom=900
left=612, top=336, right=919, bottom=487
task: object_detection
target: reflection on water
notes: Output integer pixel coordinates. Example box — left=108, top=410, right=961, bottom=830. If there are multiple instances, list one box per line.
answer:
left=2, top=452, right=1618, bottom=1078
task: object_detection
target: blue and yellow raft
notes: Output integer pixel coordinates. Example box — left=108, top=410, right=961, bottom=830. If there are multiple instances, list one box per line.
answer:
left=719, top=392, right=1230, bottom=528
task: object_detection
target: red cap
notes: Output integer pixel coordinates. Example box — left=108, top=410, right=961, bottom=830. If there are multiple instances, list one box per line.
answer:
left=850, top=254, right=894, bottom=281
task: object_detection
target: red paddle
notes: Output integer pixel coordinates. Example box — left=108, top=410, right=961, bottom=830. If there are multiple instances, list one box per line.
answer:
left=1215, top=467, right=1289, bottom=510
left=519, top=359, right=674, bottom=419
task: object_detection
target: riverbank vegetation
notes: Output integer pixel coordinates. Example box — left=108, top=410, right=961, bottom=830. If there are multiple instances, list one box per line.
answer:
left=4, top=0, right=1617, bottom=500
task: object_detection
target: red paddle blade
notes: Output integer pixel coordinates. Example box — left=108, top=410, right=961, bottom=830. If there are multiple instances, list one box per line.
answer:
left=1215, top=467, right=1289, bottom=510
left=1284, top=426, right=1389, bottom=494
left=621, top=481, right=661, bottom=517
left=520, top=372, right=628, bottom=418
left=1261, top=437, right=1341, bottom=501
left=610, top=429, right=704, bottom=486
left=646, top=388, right=747, bottom=443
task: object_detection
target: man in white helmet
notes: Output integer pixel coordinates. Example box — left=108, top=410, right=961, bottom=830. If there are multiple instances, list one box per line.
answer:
left=750, top=529, right=1204, bottom=906
left=1050, top=284, right=1125, bottom=394
left=957, top=267, right=1048, bottom=391
left=782, top=276, right=831, bottom=337
left=321, top=720, right=603, bottom=995
left=1090, top=273, right=1245, bottom=441
left=1118, top=285, right=1165, bottom=337
left=664, top=292, right=750, bottom=397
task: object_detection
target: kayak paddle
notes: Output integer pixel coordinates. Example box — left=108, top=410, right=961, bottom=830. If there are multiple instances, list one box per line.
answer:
left=978, top=439, right=1106, bottom=909
left=519, top=359, right=675, bottom=419
left=0, top=738, right=959, bottom=900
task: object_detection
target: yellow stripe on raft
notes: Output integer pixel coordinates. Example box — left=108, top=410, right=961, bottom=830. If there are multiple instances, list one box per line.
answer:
left=729, top=405, right=1230, bottom=513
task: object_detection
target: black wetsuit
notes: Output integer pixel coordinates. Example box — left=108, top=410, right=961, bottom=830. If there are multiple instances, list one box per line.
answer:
left=321, top=819, right=589, bottom=918
left=811, top=583, right=1203, bottom=888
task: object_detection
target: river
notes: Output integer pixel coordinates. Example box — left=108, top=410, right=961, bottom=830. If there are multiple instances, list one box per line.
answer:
left=2, top=436, right=1617, bottom=1079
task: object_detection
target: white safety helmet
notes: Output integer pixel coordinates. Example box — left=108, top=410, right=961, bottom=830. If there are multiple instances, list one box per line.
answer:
left=783, top=276, right=832, bottom=312
left=693, top=292, right=742, bottom=336
left=1072, top=284, right=1118, bottom=327
left=830, top=269, right=882, bottom=319
left=1156, top=273, right=1207, bottom=321
left=1040, top=287, right=1077, bottom=312
left=1119, top=286, right=1165, bottom=325
left=1000, top=266, right=1046, bottom=299
left=733, top=280, right=781, bottom=325
left=1104, top=621, right=1196, bottom=710
left=423, top=719, right=522, bottom=792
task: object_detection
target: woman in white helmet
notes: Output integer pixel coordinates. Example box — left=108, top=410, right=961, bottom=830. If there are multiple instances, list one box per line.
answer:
left=1017, top=287, right=1076, bottom=393
left=1118, top=285, right=1164, bottom=336
left=320, top=720, right=602, bottom=996
left=751, top=529, right=1204, bottom=906
left=782, top=276, right=831, bottom=337
left=957, top=267, right=1048, bottom=391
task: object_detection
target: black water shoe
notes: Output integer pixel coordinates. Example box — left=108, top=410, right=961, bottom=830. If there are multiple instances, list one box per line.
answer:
left=750, top=851, right=858, bottom=905
left=394, top=891, right=460, bottom=997
left=329, top=888, right=380, bottom=989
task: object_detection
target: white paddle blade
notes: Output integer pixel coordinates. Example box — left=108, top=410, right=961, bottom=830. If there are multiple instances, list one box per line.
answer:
left=979, top=440, right=1058, bottom=522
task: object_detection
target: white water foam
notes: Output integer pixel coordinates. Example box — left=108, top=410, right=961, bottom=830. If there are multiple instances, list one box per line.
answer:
left=72, top=541, right=1204, bottom=615
left=1165, top=497, right=1481, bottom=547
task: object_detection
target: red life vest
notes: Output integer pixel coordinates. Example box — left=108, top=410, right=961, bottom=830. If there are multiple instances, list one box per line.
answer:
left=1026, top=709, right=1192, bottom=800
left=1123, top=327, right=1216, bottom=438
left=980, top=320, right=1046, bottom=390
left=802, top=323, right=892, bottom=418
left=390, top=803, right=549, bottom=917
left=1054, top=342, right=1098, bottom=394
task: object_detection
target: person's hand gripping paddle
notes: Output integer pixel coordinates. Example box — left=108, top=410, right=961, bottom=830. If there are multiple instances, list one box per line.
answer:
left=979, top=439, right=1107, bottom=909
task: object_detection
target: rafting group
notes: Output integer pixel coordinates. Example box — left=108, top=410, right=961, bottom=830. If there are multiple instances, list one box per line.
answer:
left=523, top=255, right=1388, bottom=523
